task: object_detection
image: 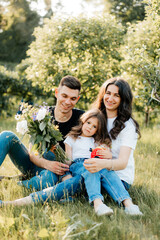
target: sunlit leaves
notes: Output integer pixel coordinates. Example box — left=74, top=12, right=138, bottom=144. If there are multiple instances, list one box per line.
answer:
left=25, top=15, right=124, bottom=106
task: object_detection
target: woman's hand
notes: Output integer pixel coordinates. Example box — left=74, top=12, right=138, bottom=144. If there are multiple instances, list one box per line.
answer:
left=96, top=148, right=112, bottom=159
left=83, top=158, right=108, bottom=173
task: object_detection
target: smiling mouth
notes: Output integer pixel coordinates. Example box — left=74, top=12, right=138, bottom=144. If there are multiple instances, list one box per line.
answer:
left=62, top=105, right=71, bottom=109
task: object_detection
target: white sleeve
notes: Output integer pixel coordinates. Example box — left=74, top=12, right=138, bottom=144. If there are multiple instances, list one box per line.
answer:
left=64, top=136, right=75, bottom=147
left=120, top=121, right=138, bottom=150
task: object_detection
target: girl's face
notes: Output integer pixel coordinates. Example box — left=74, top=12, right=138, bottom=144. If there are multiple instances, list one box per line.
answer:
left=103, top=84, right=121, bottom=114
left=81, top=117, right=98, bottom=137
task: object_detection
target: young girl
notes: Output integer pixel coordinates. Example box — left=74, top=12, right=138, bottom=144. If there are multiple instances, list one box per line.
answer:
left=63, top=109, right=114, bottom=216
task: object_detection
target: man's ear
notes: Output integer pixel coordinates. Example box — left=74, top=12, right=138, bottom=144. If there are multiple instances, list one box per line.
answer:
left=77, top=96, right=80, bottom=101
left=55, top=88, right=58, bottom=98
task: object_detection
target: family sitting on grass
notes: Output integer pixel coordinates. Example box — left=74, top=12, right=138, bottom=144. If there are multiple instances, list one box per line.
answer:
left=0, top=75, right=143, bottom=216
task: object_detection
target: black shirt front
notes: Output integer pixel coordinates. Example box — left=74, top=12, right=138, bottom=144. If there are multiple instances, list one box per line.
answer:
left=50, top=107, right=84, bottom=150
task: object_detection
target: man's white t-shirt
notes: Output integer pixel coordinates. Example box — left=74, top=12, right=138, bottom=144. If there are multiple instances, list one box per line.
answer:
left=64, top=136, right=95, bottom=160
left=107, top=118, right=138, bottom=184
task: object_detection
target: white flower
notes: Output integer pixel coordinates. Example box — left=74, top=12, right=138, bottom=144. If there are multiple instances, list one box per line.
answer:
left=22, top=108, right=28, bottom=114
left=15, top=114, right=21, bottom=121
left=36, top=108, right=47, bottom=121
left=16, top=120, right=28, bottom=135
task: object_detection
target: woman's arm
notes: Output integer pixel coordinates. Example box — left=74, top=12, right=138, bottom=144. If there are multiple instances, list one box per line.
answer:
left=96, top=147, right=112, bottom=159
left=83, top=146, right=131, bottom=173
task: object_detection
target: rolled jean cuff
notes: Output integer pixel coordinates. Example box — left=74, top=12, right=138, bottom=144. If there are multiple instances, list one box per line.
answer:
left=89, top=194, right=104, bottom=204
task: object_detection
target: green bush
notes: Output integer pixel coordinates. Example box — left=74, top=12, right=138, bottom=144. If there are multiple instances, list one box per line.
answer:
left=25, top=15, right=124, bottom=106
left=120, top=0, right=160, bottom=125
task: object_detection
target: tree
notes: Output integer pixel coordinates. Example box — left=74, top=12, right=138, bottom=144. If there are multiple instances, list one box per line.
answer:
left=0, top=0, right=40, bottom=63
left=102, top=0, right=146, bottom=24
left=0, top=65, right=45, bottom=117
left=120, top=0, right=160, bottom=125
left=25, top=15, right=124, bottom=107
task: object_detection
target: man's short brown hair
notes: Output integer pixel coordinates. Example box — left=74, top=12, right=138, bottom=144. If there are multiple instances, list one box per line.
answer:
left=59, top=75, right=81, bottom=91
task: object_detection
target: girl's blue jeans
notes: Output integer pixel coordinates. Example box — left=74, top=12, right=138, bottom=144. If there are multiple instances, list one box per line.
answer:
left=0, top=131, right=59, bottom=190
left=70, top=158, right=131, bottom=204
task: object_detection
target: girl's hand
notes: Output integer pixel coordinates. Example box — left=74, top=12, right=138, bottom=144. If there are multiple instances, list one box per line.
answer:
left=83, top=158, right=108, bottom=173
left=96, top=148, right=112, bottom=159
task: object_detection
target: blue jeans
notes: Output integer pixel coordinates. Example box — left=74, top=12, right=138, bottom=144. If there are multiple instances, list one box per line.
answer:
left=70, top=158, right=104, bottom=203
left=70, top=158, right=131, bottom=205
left=30, top=160, right=131, bottom=205
left=0, top=131, right=59, bottom=190
left=30, top=174, right=84, bottom=203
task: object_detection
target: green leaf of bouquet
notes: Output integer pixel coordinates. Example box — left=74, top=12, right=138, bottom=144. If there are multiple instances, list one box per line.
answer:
left=42, top=141, right=46, bottom=153
left=36, top=135, right=43, bottom=143
left=44, top=135, right=51, bottom=142
left=39, top=122, right=46, bottom=131
left=42, top=129, right=46, bottom=135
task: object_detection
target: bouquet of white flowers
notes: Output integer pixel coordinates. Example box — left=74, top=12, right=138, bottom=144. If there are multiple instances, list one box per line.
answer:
left=15, top=103, right=69, bottom=163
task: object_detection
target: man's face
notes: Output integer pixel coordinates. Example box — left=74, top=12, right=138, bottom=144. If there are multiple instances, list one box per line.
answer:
left=55, top=86, right=80, bottom=114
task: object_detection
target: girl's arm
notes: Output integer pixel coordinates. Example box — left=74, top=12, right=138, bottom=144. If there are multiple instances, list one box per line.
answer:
left=65, top=143, right=72, bottom=165
left=83, top=146, right=131, bottom=173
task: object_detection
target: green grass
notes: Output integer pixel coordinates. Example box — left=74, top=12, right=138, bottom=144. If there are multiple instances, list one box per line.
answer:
left=0, top=118, right=160, bottom=240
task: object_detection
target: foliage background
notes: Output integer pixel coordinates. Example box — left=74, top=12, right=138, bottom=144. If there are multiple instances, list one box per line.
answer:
left=0, top=0, right=159, bottom=125
left=0, top=1, right=160, bottom=239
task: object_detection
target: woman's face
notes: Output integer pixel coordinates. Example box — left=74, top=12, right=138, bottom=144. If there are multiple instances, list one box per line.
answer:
left=103, top=84, right=121, bottom=113
left=81, top=117, right=98, bottom=137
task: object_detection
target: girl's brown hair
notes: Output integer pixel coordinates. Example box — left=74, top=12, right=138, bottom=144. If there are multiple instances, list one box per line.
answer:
left=67, top=109, right=111, bottom=146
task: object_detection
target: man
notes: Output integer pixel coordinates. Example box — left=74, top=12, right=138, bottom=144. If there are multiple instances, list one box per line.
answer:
left=0, top=75, right=84, bottom=190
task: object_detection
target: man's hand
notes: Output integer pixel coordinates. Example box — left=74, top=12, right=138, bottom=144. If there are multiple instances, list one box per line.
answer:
left=46, top=161, right=70, bottom=175
left=83, top=158, right=107, bottom=173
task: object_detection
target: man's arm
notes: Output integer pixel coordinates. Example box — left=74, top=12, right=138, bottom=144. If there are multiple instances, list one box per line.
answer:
left=29, top=151, right=69, bottom=175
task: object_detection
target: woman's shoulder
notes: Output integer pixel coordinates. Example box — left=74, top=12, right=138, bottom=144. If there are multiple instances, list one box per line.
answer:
left=124, top=118, right=136, bottom=128
left=122, top=118, right=137, bottom=136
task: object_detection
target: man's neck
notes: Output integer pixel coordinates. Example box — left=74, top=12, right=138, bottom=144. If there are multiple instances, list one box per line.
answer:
left=54, top=107, right=72, bottom=122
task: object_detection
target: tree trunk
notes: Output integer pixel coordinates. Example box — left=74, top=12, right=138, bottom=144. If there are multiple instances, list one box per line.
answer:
left=145, top=108, right=149, bottom=127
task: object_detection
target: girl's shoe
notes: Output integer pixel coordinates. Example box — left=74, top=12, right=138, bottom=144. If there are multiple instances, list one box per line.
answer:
left=95, top=203, right=113, bottom=216
left=125, top=204, right=143, bottom=216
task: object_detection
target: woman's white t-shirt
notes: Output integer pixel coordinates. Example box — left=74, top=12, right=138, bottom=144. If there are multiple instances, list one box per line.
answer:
left=107, top=118, right=138, bottom=184
left=64, top=136, right=96, bottom=160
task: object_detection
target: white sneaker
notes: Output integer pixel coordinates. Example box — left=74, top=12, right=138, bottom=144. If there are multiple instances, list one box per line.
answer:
left=125, top=204, right=143, bottom=216
left=95, top=203, right=113, bottom=216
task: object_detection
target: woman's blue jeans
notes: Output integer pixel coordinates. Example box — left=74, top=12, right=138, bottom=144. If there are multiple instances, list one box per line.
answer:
left=0, top=131, right=59, bottom=190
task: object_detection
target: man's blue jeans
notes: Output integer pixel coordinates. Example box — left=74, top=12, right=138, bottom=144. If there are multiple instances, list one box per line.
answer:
left=30, top=174, right=84, bottom=203
left=0, top=131, right=59, bottom=190
left=70, top=158, right=131, bottom=205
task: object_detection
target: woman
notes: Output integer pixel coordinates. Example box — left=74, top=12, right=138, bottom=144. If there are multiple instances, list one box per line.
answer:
left=0, top=78, right=143, bottom=216
left=84, top=77, right=142, bottom=215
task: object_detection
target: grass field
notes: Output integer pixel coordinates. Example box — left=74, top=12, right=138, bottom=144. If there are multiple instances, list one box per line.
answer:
left=0, top=118, right=160, bottom=240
